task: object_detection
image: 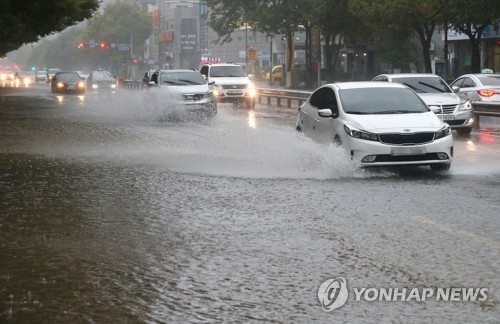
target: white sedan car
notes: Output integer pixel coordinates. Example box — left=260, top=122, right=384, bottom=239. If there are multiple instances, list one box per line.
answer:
left=296, top=82, right=453, bottom=171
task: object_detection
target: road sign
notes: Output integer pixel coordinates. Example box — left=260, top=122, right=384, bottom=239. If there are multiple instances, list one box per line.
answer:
left=89, top=40, right=96, bottom=48
left=248, top=42, right=255, bottom=49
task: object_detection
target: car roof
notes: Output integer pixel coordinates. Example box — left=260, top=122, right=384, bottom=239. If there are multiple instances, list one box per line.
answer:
left=159, top=69, right=200, bottom=73
left=377, top=73, right=441, bottom=78
left=331, top=81, right=407, bottom=90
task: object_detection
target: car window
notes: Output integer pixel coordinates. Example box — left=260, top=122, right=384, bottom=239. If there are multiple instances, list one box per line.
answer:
left=390, top=76, right=452, bottom=93
left=209, top=66, right=246, bottom=77
left=461, top=77, right=476, bottom=88
left=160, top=71, right=206, bottom=86
left=57, top=73, right=80, bottom=82
left=309, top=87, right=337, bottom=110
left=200, top=66, right=208, bottom=77
left=477, top=75, right=500, bottom=86
left=450, top=78, right=464, bottom=88
left=91, top=71, right=113, bottom=80
left=373, top=76, right=388, bottom=81
left=339, top=88, right=429, bottom=114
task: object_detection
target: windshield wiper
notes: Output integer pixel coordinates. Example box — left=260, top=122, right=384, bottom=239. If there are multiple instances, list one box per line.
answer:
left=402, top=82, right=425, bottom=93
left=177, top=79, right=201, bottom=85
left=372, top=110, right=412, bottom=114
left=418, top=81, right=447, bottom=93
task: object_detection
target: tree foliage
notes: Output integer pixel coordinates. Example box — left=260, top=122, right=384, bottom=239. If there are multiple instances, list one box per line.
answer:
left=0, top=0, right=99, bottom=56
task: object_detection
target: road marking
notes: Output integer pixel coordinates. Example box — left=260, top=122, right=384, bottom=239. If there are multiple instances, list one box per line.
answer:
left=412, top=215, right=500, bottom=250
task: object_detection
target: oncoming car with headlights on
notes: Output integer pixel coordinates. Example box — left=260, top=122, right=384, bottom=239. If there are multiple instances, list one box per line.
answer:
left=51, top=71, right=85, bottom=94
left=145, top=69, right=217, bottom=120
left=296, top=82, right=453, bottom=171
left=200, top=63, right=256, bottom=109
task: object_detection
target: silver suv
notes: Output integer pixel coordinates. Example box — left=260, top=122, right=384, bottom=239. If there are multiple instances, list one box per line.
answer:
left=200, top=63, right=256, bottom=109
left=373, top=73, right=474, bottom=135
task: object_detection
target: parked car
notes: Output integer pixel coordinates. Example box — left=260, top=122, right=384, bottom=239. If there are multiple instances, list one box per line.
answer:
left=144, top=69, right=217, bottom=119
left=265, top=65, right=283, bottom=84
left=372, top=73, right=474, bottom=135
left=51, top=71, right=86, bottom=94
left=87, top=70, right=117, bottom=93
left=200, top=63, right=256, bottom=109
left=449, top=73, right=500, bottom=105
left=35, top=70, right=47, bottom=82
left=46, top=68, right=61, bottom=83
left=296, top=81, right=453, bottom=171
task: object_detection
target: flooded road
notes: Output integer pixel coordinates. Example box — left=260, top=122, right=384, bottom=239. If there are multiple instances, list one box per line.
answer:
left=1, top=86, right=499, bottom=323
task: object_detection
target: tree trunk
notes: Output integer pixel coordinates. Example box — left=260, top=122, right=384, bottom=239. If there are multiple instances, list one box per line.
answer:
left=469, top=37, right=481, bottom=73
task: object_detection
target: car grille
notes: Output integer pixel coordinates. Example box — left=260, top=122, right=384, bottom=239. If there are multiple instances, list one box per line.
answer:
left=429, top=104, right=457, bottom=114
left=183, top=93, right=205, bottom=101
left=379, top=133, right=435, bottom=145
left=221, top=84, right=246, bottom=90
left=374, top=153, right=441, bottom=162
left=445, top=119, right=467, bottom=126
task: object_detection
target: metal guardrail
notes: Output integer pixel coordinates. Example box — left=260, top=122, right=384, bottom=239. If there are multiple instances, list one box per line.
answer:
left=472, top=102, right=500, bottom=117
left=123, top=80, right=143, bottom=90
left=256, top=88, right=312, bottom=108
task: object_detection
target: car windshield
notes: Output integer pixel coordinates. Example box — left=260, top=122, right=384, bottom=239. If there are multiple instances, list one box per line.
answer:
left=92, top=71, right=113, bottom=80
left=339, top=87, right=429, bottom=114
left=210, top=66, right=246, bottom=77
left=477, top=75, right=500, bottom=86
left=159, top=71, right=206, bottom=86
left=391, top=76, right=451, bottom=93
left=57, top=73, right=80, bottom=82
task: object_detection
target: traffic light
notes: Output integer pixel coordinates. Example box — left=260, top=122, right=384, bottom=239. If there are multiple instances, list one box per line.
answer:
left=99, top=41, right=107, bottom=49
left=132, top=58, right=138, bottom=64
left=31, top=66, right=36, bottom=71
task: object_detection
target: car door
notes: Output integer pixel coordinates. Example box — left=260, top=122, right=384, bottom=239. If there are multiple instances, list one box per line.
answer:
left=305, top=87, right=338, bottom=143
left=451, top=77, right=477, bottom=101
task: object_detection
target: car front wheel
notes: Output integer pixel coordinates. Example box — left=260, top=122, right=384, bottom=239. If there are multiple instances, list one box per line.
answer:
left=430, top=163, right=450, bottom=171
left=456, top=128, right=472, bottom=135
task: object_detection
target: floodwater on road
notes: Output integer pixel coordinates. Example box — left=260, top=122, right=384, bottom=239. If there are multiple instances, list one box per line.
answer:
left=1, top=90, right=499, bottom=323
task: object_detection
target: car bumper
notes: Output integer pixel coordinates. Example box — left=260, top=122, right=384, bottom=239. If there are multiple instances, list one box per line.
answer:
left=436, top=110, right=474, bottom=129
left=345, top=135, right=453, bottom=167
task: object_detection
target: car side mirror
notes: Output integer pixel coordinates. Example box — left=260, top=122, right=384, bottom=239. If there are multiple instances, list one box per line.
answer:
left=318, top=108, right=338, bottom=118
left=429, top=105, right=441, bottom=113
left=208, top=80, right=215, bottom=85
left=451, top=85, right=460, bottom=93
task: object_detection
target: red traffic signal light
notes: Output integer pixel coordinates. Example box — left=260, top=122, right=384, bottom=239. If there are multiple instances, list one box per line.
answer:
left=99, top=41, right=107, bottom=49
left=132, top=58, right=138, bottom=64
left=78, top=42, right=86, bottom=48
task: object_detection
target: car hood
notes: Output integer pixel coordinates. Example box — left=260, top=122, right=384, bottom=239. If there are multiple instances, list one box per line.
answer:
left=209, top=77, right=250, bottom=85
left=344, top=112, right=445, bottom=133
left=417, top=93, right=460, bottom=105
left=160, top=84, right=209, bottom=94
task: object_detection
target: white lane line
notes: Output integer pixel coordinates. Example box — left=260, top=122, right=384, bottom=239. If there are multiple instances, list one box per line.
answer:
left=412, top=215, right=500, bottom=250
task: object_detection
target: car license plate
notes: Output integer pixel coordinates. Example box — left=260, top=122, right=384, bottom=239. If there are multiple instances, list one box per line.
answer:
left=391, top=147, right=426, bottom=156
left=438, top=115, right=454, bottom=121
left=227, top=90, right=242, bottom=95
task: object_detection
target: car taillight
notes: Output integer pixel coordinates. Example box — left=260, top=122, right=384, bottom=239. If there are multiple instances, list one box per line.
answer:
left=477, top=89, right=500, bottom=97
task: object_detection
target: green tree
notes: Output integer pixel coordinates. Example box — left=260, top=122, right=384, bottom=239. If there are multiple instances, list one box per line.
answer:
left=0, top=0, right=99, bottom=56
left=441, top=0, right=500, bottom=73
left=83, top=2, right=151, bottom=71
left=312, top=0, right=370, bottom=81
left=350, top=0, right=444, bottom=73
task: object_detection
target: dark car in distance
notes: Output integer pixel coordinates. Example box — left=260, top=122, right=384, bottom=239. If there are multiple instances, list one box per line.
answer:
left=51, top=71, right=86, bottom=94
left=87, top=70, right=117, bottom=93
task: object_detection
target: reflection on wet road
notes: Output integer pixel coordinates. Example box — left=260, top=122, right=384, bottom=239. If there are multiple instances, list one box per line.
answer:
left=0, top=87, right=499, bottom=322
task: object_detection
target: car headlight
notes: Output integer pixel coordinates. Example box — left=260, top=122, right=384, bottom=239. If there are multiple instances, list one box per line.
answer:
left=111, top=84, right=116, bottom=89
left=459, top=100, right=472, bottom=111
left=434, top=125, right=451, bottom=140
left=247, top=84, right=256, bottom=97
left=344, top=124, right=379, bottom=141
left=212, top=83, right=222, bottom=96
left=92, top=84, right=98, bottom=89
left=77, top=82, right=85, bottom=88
left=57, top=82, right=64, bottom=88
left=203, top=91, right=213, bottom=99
